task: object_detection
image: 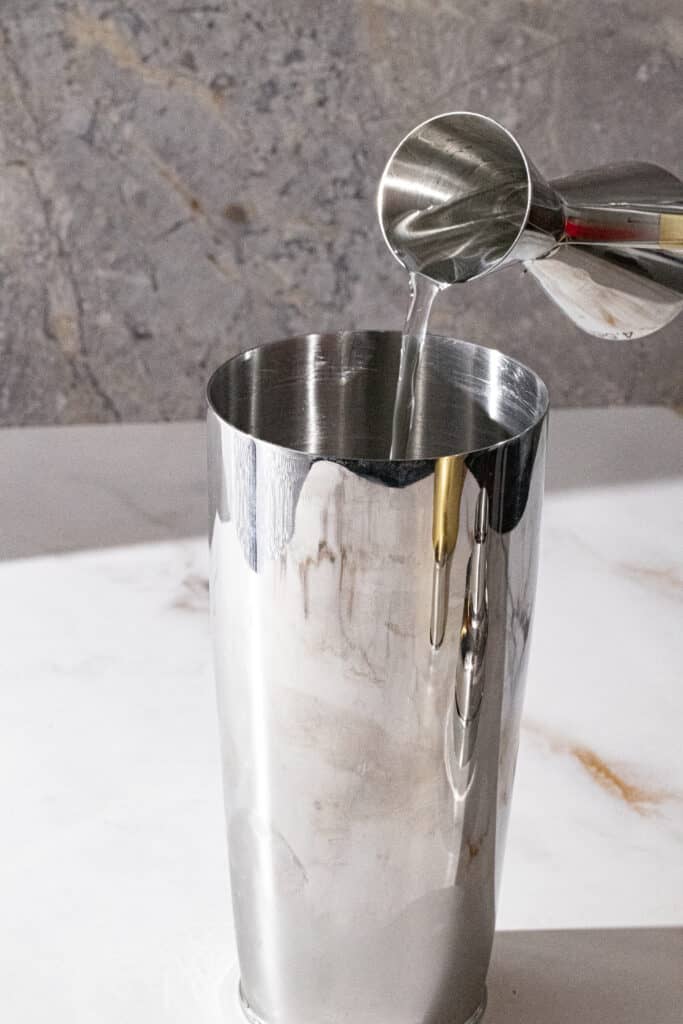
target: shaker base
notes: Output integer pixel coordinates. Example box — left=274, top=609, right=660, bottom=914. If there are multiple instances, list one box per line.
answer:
left=238, top=980, right=487, bottom=1024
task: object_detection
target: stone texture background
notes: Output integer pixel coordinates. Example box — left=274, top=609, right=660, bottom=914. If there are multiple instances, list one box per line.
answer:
left=1, top=0, right=681, bottom=425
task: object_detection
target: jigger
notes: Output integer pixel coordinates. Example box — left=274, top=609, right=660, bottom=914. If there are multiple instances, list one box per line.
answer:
left=377, top=111, right=683, bottom=339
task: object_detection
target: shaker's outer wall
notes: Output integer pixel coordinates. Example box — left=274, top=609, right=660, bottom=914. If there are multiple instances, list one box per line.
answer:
left=1, top=0, right=681, bottom=425
left=207, top=403, right=547, bottom=1024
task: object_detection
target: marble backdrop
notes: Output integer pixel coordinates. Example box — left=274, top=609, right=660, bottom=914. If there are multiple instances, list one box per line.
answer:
left=1, top=0, right=682, bottom=426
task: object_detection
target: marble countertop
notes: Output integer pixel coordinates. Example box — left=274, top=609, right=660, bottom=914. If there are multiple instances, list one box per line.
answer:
left=1, top=408, right=681, bottom=1023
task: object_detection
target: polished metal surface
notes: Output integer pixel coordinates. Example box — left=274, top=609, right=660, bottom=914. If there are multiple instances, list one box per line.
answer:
left=208, top=331, right=548, bottom=1024
left=378, top=112, right=683, bottom=339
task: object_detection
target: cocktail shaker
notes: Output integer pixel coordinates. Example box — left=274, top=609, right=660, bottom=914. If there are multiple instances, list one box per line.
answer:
left=208, top=330, right=548, bottom=1024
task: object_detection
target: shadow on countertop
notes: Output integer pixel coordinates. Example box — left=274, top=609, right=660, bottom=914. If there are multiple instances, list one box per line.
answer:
left=487, top=927, right=682, bottom=1023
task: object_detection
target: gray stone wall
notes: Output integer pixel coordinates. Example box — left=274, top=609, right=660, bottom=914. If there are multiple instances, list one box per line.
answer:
left=1, top=0, right=681, bottom=425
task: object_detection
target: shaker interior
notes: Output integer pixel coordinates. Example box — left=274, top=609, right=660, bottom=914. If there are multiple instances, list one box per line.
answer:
left=207, top=330, right=548, bottom=461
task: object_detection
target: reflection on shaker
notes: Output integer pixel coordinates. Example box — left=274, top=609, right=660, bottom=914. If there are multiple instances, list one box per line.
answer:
left=453, top=488, right=489, bottom=770
left=430, top=455, right=465, bottom=649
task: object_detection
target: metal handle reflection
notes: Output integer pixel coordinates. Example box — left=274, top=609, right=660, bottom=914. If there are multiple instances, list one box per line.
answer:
left=430, top=466, right=490, bottom=772
left=453, top=488, right=489, bottom=770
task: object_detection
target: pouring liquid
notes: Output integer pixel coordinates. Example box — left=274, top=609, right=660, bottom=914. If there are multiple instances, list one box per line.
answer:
left=388, top=272, right=441, bottom=460
left=388, top=182, right=528, bottom=460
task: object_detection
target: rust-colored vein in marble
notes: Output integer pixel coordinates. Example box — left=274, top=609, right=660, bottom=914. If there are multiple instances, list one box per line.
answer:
left=568, top=744, right=663, bottom=815
left=524, top=720, right=674, bottom=815
left=618, top=562, right=682, bottom=597
left=173, top=572, right=209, bottom=612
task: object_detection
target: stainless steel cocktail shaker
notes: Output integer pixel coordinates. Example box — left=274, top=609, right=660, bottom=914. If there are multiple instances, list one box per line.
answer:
left=208, top=331, right=548, bottom=1024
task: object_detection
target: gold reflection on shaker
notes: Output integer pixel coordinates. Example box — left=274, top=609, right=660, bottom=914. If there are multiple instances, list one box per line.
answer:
left=430, top=455, right=465, bottom=648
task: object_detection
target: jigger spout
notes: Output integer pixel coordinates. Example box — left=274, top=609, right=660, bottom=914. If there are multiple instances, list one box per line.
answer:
left=378, top=111, right=683, bottom=339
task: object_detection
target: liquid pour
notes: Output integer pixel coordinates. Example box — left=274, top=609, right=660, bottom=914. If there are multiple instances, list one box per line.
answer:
left=388, top=272, right=442, bottom=460
left=384, top=179, right=531, bottom=460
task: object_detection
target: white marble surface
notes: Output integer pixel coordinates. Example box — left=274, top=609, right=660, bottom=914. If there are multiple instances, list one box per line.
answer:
left=1, top=410, right=682, bottom=1022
